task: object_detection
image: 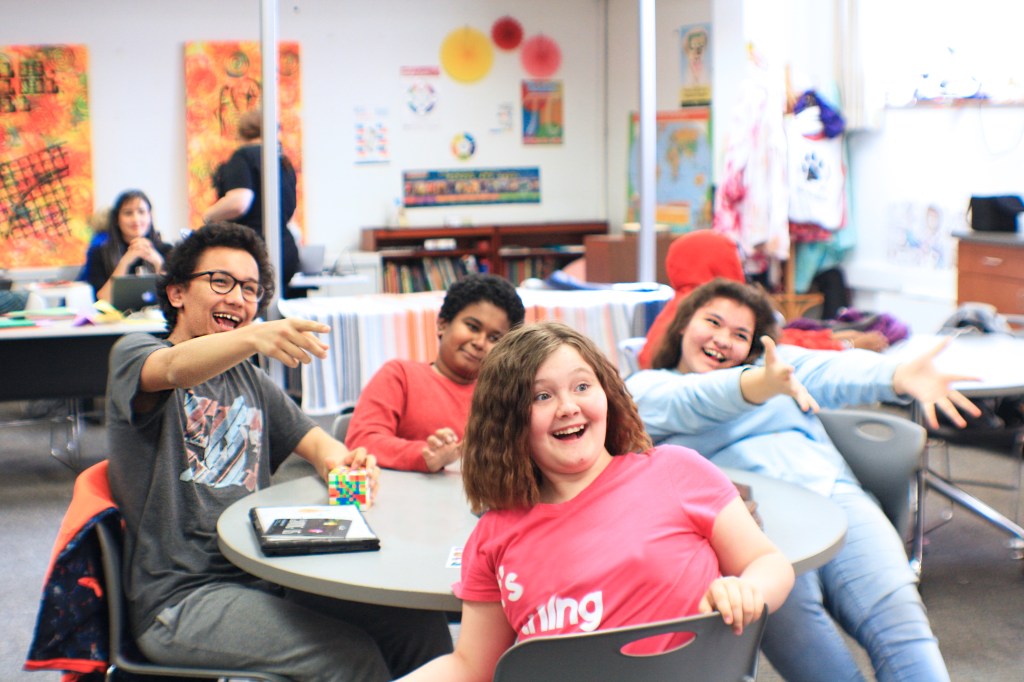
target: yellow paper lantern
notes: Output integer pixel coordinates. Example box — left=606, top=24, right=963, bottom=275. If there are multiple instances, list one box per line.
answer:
left=440, top=26, right=494, bottom=83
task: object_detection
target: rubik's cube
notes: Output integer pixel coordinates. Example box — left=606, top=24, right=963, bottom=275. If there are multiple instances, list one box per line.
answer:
left=328, top=467, right=373, bottom=509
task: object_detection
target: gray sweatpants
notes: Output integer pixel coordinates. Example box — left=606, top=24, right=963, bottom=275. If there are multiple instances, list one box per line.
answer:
left=137, top=581, right=453, bottom=681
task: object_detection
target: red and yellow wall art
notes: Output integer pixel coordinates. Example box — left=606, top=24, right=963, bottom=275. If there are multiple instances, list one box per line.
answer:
left=184, top=41, right=303, bottom=233
left=0, top=44, right=93, bottom=269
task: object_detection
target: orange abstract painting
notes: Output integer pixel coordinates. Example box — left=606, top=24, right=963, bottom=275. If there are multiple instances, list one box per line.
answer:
left=184, top=41, right=303, bottom=233
left=0, top=44, right=93, bottom=269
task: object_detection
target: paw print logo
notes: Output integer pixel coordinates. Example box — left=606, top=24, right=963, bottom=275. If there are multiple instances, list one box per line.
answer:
left=802, top=151, right=829, bottom=183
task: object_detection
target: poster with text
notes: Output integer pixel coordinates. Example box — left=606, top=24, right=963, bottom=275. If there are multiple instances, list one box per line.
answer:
left=184, top=41, right=303, bottom=232
left=679, top=23, right=711, bottom=106
left=627, top=108, right=712, bottom=232
left=354, top=106, right=390, bottom=164
left=0, top=44, right=92, bottom=269
left=401, top=65, right=440, bottom=130
left=522, top=80, right=563, bottom=144
left=403, top=168, right=540, bottom=207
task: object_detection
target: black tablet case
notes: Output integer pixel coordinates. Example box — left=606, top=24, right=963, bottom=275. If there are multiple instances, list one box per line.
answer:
left=249, top=505, right=380, bottom=556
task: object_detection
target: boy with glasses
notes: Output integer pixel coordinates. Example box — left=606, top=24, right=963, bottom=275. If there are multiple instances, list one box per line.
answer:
left=106, top=222, right=452, bottom=681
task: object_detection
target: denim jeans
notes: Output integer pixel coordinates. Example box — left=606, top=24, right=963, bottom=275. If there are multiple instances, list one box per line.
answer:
left=761, top=488, right=949, bottom=682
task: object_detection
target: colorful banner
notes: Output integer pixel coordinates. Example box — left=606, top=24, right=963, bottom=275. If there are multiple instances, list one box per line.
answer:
left=403, top=167, right=540, bottom=207
left=0, top=44, right=92, bottom=269
left=627, top=108, right=712, bottom=232
left=522, top=79, right=563, bottom=144
left=184, top=41, right=303, bottom=232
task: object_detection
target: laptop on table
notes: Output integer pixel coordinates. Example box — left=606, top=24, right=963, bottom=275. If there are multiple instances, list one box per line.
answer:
left=110, top=274, right=159, bottom=312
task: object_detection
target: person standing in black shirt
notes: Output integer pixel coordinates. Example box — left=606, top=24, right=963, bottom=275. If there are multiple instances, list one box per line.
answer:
left=203, top=108, right=303, bottom=298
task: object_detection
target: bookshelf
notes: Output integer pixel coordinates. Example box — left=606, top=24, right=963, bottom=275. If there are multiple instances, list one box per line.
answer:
left=361, top=221, right=607, bottom=293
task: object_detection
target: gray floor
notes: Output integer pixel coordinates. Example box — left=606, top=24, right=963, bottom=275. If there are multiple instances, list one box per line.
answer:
left=3, top=402, right=1023, bottom=681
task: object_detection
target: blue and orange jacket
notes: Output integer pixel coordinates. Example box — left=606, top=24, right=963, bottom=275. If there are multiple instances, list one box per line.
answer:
left=24, top=460, right=119, bottom=682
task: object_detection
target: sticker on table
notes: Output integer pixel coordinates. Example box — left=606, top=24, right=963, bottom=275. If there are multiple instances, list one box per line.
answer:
left=447, top=546, right=463, bottom=568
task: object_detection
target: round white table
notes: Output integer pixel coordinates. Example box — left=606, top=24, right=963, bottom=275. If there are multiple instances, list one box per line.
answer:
left=886, top=332, right=1024, bottom=561
left=218, top=467, right=846, bottom=612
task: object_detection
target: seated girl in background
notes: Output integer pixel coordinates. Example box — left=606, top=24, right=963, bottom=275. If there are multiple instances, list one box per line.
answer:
left=80, top=189, right=171, bottom=302
left=627, top=278, right=979, bottom=682
left=345, top=274, right=525, bottom=471
left=398, top=321, right=794, bottom=681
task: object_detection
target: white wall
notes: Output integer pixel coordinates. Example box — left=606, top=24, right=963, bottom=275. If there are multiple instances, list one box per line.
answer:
left=845, top=105, right=1024, bottom=331
left=1, top=0, right=609, bottom=266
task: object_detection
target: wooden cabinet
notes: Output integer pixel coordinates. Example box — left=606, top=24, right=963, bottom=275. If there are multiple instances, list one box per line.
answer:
left=361, top=221, right=606, bottom=293
left=584, top=232, right=677, bottom=284
left=956, top=233, right=1024, bottom=315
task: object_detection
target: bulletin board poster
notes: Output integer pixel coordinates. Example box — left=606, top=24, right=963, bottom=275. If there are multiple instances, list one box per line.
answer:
left=184, top=41, right=303, bottom=232
left=0, top=44, right=93, bottom=269
left=522, top=80, right=563, bottom=145
left=679, top=23, right=711, bottom=106
left=403, top=168, right=540, bottom=207
left=626, top=108, right=712, bottom=233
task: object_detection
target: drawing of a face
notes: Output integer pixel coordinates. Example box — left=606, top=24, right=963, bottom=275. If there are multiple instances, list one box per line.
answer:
left=686, top=30, right=708, bottom=64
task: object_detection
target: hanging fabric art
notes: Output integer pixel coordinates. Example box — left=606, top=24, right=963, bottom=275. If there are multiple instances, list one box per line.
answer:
left=786, top=90, right=846, bottom=235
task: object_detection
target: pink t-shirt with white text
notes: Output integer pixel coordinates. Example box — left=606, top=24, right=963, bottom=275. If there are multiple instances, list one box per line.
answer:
left=456, top=446, right=736, bottom=652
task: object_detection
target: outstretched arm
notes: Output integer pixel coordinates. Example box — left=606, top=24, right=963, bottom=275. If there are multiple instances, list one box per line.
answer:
left=891, top=336, right=981, bottom=428
left=139, top=318, right=330, bottom=393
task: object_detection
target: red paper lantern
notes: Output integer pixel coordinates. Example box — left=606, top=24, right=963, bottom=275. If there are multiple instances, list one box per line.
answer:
left=491, top=16, right=523, bottom=50
left=521, top=34, right=561, bottom=78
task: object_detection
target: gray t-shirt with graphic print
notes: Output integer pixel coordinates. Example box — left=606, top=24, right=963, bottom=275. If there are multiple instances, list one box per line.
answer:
left=107, top=332, right=315, bottom=638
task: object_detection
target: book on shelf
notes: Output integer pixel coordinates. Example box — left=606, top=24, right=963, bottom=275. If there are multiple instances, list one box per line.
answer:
left=381, top=254, right=483, bottom=293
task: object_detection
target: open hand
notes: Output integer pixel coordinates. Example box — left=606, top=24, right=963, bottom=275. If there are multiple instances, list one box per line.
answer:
left=892, top=337, right=981, bottom=429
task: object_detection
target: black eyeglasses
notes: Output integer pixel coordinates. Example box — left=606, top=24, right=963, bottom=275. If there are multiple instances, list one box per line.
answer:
left=186, top=270, right=266, bottom=302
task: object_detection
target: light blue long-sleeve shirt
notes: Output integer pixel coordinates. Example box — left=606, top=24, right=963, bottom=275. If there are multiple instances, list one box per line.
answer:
left=626, top=346, right=905, bottom=497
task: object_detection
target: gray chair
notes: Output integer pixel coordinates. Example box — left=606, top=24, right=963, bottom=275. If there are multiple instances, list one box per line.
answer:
left=95, top=520, right=291, bottom=682
left=617, top=335, right=646, bottom=377
left=491, top=610, right=767, bottom=682
left=331, top=405, right=355, bottom=443
left=817, top=408, right=925, bottom=544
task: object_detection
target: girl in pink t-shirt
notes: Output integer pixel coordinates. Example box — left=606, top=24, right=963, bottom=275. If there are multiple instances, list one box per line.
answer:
left=398, top=321, right=794, bottom=682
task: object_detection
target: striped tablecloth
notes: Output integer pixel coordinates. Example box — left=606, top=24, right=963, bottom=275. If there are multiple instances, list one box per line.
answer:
left=279, top=286, right=672, bottom=415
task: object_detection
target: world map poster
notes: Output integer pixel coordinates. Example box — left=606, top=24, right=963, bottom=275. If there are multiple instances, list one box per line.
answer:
left=626, top=108, right=711, bottom=233
left=0, top=44, right=93, bottom=269
left=184, top=41, right=303, bottom=232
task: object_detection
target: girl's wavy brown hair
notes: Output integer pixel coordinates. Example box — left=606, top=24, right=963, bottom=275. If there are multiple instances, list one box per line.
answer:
left=650, top=278, right=780, bottom=370
left=462, top=321, right=652, bottom=514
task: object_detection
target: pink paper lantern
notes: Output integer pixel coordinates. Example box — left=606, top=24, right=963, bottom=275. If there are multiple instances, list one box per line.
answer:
left=521, top=34, right=561, bottom=78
